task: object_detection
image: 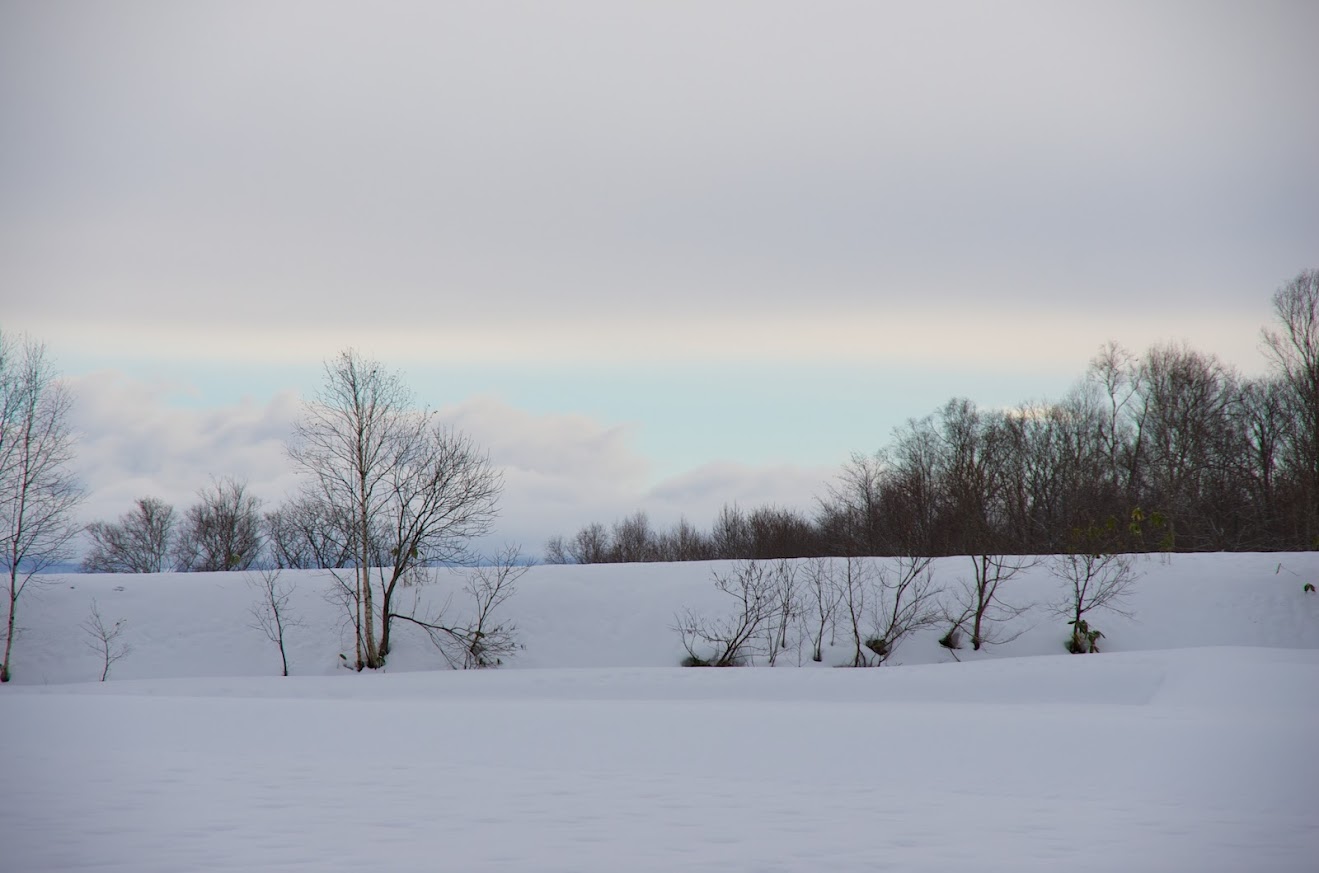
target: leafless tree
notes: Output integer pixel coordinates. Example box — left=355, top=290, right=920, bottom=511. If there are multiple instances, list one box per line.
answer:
left=0, top=333, right=84, bottom=682
left=819, top=451, right=887, bottom=554
left=656, top=516, right=712, bottom=562
left=710, top=503, right=752, bottom=559
left=610, top=510, right=657, bottom=562
left=567, top=522, right=609, bottom=564
left=387, top=546, right=526, bottom=669
left=836, top=556, right=876, bottom=667
left=1262, top=269, right=1319, bottom=542
left=1048, top=547, right=1139, bottom=654
left=674, top=560, right=776, bottom=666
left=800, top=557, right=840, bottom=662
left=264, top=496, right=355, bottom=570
left=763, top=559, right=801, bottom=665
left=83, top=497, right=176, bottom=573
left=247, top=567, right=303, bottom=676
left=863, top=556, right=942, bottom=664
left=81, top=598, right=131, bottom=681
left=835, top=556, right=941, bottom=666
left=288, top=349, right=502, bottom=670
left=174, top=477, right=264, bottom=571
left=453, top=545, right=526, bottom=668
left=948, top=554, right=1036, bottom=651
left=543, top=535, right=572, bottom=564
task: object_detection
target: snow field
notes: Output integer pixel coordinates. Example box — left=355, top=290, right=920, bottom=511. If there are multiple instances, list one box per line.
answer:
left=2, top=553, right=1318, bottom=871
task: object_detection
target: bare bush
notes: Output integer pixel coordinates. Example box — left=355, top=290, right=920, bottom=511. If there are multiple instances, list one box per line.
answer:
left=81, top=598, right=130, bottom=681
left=674, top=560, right=776, bottom=666
left=388, top=546, right=527, bottom=669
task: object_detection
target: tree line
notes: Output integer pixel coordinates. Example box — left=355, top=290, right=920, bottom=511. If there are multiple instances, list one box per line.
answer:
left=5, top=269, right=1316, bottom=680
left=548, top=269, right=1319, bottom=562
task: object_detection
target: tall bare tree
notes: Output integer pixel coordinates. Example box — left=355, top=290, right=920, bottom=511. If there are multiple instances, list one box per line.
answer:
left=1263, top=269, right=1319, bottom=543
left=0, top=333, right=83, bottom=682
left=289, top=349, right=501, bottom=670
left=83, top=496, right=176, bottom=573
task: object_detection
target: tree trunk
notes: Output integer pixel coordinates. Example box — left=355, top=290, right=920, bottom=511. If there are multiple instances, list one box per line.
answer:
left=2, top=573, right=17, bottom=682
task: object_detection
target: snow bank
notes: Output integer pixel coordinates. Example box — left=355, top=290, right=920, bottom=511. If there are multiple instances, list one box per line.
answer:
left=6, top=552, right=1319, bottom=684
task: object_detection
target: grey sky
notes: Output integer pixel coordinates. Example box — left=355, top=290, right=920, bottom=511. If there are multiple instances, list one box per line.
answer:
left=2, top=1, right=1316, bottom=547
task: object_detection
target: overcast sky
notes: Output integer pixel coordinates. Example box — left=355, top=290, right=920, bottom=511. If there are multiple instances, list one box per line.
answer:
left=2, top=1, right=1317, bottom=552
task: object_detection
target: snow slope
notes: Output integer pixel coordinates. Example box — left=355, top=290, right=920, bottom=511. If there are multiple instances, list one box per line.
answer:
left=6, top=552, right=1319, bottom=682
left=3, top=553, right=1318, bottom=872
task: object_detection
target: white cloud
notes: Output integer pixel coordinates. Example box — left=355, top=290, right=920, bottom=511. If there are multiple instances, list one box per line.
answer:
left=63, top=372, right=834, bottom=557
left=67, top=370, right=303, bottom=526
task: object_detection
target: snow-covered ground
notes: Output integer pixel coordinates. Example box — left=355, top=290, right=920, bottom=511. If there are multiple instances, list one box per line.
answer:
left=4, top=553, right=1319, bottom=872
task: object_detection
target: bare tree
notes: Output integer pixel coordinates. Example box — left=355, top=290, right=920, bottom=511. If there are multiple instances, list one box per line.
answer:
left=0, top=333, right=84, bottom=682
left=289, top=349, right=502, bottom=669
left=264, top=496, right=355, bottom=570
left=836, top=556, right=876, bottom=667
left=453, top=545, right=526, bottom=668
left=836, top=556, right=942, bottom=666
left=949, top=554, right=1036, bottom=651
left=1049, top=521, right=1141, bottom=654
left=674, top=560, right=776, bottom=666
left=800, top=556, right=840, bottom=662
left=864, top=556, right=942, bottom=664
left=1262, top=269, right=1319, bottom=542
left=567, top=522, right=609, bottom=564
left=247, top=567, right=303, bottom=676
left=543, top=535, right=572, bottom=564
left=819, top=451, right=887, bottom=554
left=82, top=496, right=176, bottom=573
left=386, top=546, right=526, bottom=669
left=174, top=477, right=264, bottom=572
left=81, top=598, right=130, bottom=682
left=710, top=503, right=752, bottom=559
left=763, top=559, right=800, bottom=665
left=610, top=510, right=657, bottom=563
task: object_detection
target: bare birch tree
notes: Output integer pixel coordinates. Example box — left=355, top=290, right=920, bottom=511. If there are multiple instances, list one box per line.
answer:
left=289, top=349, right=501, bottom=670
left=0, top=333, right=83, bottom=682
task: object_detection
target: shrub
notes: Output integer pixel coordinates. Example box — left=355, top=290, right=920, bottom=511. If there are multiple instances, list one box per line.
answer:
left=1066, top=618, right=1104, bottom=654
